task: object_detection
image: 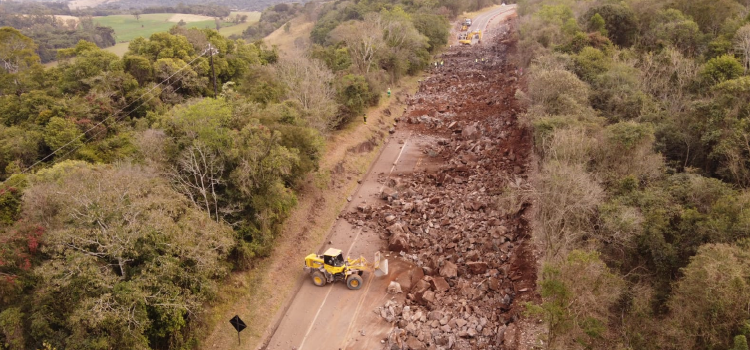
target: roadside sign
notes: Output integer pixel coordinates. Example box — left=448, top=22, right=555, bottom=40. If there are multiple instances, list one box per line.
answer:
left=230, top=315, right=246, bottom=345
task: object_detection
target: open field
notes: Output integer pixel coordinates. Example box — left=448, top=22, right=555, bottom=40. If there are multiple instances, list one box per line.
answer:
left=218, top=11, right=261, bottom=37
left=167, top=13, right=215, bottom=22
left=93, top=13, right=214, bottom=42
left=103, top=42, right=130, bottom=56
left=93, top=12, right=260, bottom=43
left=263, top=17, right=314, bottom=55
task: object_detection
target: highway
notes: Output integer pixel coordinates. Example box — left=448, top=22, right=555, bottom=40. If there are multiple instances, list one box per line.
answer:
left=469, top=4, right=517, bottom=32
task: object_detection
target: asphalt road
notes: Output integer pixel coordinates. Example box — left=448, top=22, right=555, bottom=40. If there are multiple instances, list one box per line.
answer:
left=262, top=6, right=518, bottom=350
left=469, top=4, right=517, bottom=33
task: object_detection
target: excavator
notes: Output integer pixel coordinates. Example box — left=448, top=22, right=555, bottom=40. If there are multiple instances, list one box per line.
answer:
left=459, top=30, right=483, bottom=45
left=303, top=248, right=389, bottom=290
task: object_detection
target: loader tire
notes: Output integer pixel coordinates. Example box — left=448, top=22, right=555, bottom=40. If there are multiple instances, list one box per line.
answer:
left=346, top=275, right=363, bottom=290
left=311, top=271, right=326, bottom=287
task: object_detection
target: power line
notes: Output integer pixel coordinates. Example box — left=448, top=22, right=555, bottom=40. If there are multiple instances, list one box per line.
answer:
left=46, top=68, right=196, bottom=167
left=19, top=52, right=208, bottom=176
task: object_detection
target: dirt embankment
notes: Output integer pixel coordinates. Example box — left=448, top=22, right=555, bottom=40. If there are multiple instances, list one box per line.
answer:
left=342, top=16, right=538, bottom=350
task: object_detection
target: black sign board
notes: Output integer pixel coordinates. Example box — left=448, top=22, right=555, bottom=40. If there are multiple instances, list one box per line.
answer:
left=230, top=315, right=246, bottom=344
left=230, top=315, right=246, bottom=332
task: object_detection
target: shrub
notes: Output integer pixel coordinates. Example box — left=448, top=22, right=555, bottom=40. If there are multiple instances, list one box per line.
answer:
left=574, top=46, right=609, bottom=82
left=596, top=121, right=663, bottom=182
left=528, top=69, right=590, bottom=115
left=526, top=250, right=624, bottom=348
left=700, top=55, right=744, bottom=85
left=663, top=243, right=750, bottom=349
left=583, top=4, right=638, bottom=47
left=532, top=161, right=604, bottom=258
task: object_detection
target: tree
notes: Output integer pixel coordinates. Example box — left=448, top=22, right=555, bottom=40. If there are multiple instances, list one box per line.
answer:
left=664, top=243, right=750, bottom=349
left=284, top=21, right=291, bottom=33
left=412, top=14, right=449, bottom=53
left=527, top=69, right=591, bottom=115
left=673, top=0, right=744, bottom=35
left=700, top=55, right=744, bottom=85
left=132, top=10, right=141, bottom=21
left=123, top=54, right=153, bottom=85
left=588, top=13, right=607, bottom=36
left=170, top=142, right=224, bottom=221
left=0, top=27, right=39, bottom=75
left=274, top=55, right=339, bottom=132
left=644, top=9, right=701, bottom=56
left=583, top=4, right=637, bottom=47
left=20, top=162, right=235, bottom=349
left=734, top=25, right=750, bottom=72
left=329, top=15, right=384, bottom=73
left=0, top=27, right=41, bottom=95
left=526, top=251, right=624, bottom=348
left=336, top=74, right=375, bottom=121
left=43, top=117, right=82, bottom=157
left=733, top=336, right=750, bottom=350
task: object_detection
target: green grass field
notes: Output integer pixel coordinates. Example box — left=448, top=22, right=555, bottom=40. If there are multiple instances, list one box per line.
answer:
left=87, top=12, right=261, bottom=57
left=94, top=13, right=217, bottom=42
left=103, top=42, right=130, bottom=56
left=218, top=11, right=261, bottom=37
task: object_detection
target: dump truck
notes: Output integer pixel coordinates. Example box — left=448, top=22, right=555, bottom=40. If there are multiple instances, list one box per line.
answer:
left=303, top=248, right=389, bottom=290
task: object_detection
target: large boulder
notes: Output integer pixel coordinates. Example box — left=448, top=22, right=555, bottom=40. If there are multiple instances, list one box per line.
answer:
left=431, top=277, right=450, bottom=292
left=462, top=124, right=480, bottom=139
left=387, top=328, right=407, bottom=350
left=406, top=336, right=426, bottom=350
left=389, top=231, right=409, bottom=252
left=387, top=223, right=405, bottom=235
left=388, top=281, right=403, bottom=294
left=413, top=279, right=431, bottom=294
left=467, top=261, right=489, bottom=274
left=439, top=261, right=458, bottom=278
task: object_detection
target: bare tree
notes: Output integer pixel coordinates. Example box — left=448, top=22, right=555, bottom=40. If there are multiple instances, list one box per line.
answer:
left=639, top=48, right=698, bottom=114
left=275, top=55, right=338, bottom=132
left=329, top=14, right=384, bottom=74
left=734, top=24, right=750, bottom=72
left=169, top=142, right=224, bottom=222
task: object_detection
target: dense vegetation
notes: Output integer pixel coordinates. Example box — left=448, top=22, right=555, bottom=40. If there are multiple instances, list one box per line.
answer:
left=0, top=0, right=467, bottom=347
left=510, top=0, right=750, bottom=348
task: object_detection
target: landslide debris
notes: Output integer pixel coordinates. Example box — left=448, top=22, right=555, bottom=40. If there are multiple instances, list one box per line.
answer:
left=345, top=21, right=536, bottom=350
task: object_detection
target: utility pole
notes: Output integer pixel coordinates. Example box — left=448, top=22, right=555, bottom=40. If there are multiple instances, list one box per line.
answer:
left=205, top=43, right=219, bottom=97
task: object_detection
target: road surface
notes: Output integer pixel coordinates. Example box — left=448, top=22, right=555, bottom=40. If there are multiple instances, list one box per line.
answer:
left=262, top=6, right=518, bottom=350
left=264, top=129, right=431, bottom=350
left=469, top=4, right=517, bottom=33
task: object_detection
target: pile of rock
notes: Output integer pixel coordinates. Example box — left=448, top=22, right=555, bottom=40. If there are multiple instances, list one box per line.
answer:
left=345, top=21, right=532, bottom=349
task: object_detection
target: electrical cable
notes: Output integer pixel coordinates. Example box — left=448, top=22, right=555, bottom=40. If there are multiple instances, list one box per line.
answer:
left=19, top=52, right=207, bottom=175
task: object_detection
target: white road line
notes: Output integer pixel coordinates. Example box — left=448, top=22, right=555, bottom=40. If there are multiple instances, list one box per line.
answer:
left=378, top=132, right=413, bottom=194
left=341, top=272, right=376, bottom=346
left=300, top=132, right=411, bottom=349
left=298, top=227, right=362, bottom=350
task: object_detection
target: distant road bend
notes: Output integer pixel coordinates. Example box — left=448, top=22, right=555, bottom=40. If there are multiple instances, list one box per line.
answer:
left=469, top=4, right=517, bottom=33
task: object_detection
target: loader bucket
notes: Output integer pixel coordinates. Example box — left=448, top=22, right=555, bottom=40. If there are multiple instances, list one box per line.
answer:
left=374, top=252, right=389, bottom=277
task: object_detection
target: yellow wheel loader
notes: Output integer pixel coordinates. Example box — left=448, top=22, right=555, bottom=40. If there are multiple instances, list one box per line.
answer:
left=459, top=30, right=483, bottom=45
left=303, top=248, right=389, bottom=290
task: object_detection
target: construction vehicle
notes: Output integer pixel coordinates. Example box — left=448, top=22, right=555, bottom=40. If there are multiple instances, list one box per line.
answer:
left=303, top=248, right=389, bottom=290
left=459, top=30, right=483, bottom=45
left=461, top=18, right=472, bottom=31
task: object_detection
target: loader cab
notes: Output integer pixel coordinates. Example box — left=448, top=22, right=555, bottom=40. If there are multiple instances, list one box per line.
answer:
left=323, top=248, right=345, bottom=267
